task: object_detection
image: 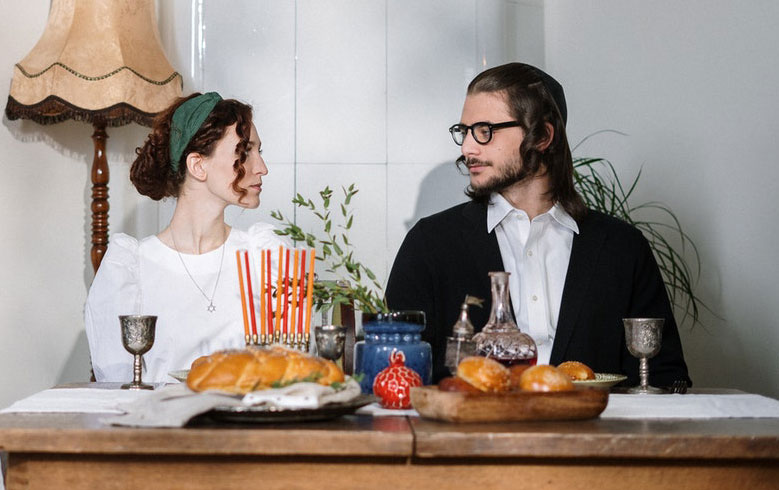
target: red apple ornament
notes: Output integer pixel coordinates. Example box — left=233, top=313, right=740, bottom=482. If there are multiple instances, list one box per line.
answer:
left=372, top=349, right=422, bottom=409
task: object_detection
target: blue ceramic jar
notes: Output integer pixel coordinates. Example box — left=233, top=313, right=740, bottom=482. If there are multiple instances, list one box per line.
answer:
left=353, top=310, right=431, bottom=394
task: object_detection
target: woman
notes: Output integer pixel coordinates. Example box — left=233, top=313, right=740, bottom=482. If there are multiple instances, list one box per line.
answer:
left=85, top=92, right=288, bottom=382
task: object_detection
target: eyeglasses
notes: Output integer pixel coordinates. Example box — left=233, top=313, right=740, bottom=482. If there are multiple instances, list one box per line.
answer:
left=448, top=121, right=521, bottom=146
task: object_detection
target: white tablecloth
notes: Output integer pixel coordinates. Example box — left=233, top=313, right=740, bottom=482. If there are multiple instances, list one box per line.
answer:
left=600, top=393, right=779, bottom=419
left=3, top=388, right=779, bottom=420
left=0, top=388, right=150, bottom=414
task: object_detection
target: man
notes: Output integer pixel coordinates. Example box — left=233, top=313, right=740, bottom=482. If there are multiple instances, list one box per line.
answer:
left=386, top=62, right=690, bottom=387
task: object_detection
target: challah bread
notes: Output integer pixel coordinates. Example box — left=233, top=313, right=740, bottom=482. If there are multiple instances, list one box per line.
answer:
left=455, top=356, right=511, bottom=393
left=557, top=361, right=596, bottom=381
left=518, top=365, right=575, bottom=392
left=186, top=346, right=344, bottom=394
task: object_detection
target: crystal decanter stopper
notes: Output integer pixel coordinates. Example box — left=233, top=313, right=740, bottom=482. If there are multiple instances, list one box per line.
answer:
left=444, top=295, right=481, bottom=374
left=472, top=271, right=538, bottom=367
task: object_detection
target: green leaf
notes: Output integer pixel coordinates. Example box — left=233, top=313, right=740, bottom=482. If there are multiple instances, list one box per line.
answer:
left=572, top=138, right=710, bottom=329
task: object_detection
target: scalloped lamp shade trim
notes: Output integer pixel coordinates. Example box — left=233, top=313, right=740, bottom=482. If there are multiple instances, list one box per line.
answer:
left=5, top=0, right=182, bottom=127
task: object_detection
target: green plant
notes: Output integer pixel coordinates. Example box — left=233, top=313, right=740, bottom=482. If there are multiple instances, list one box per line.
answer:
left=271, top=184, right=389, bottom=314
left=572, top=141, right=707, bottom=327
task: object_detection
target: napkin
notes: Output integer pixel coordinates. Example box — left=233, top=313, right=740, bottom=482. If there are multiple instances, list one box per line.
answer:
left=601, top=393, right=779, bottom=419
left=105, top=378, right=363, bottom=427
left=0, top=388, right=152, bottom=414
left=356, top=403, right=419, bottom=417
left=242, top=379, right=361, bottom=409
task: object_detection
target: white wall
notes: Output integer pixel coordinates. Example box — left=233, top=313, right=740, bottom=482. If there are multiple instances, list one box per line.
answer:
left=0, top=1, right=153, bottom=408
left=0, top=0, right=537, bottom=408
left=1, top=0, right=776, bottom=408
left=545, top=0, right=779, bottom=397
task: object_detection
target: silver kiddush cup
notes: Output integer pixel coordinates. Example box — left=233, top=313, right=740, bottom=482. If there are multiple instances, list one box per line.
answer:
left=623, top=317, right=664, bottom=394
left=119, top=315, right=157, bottom=390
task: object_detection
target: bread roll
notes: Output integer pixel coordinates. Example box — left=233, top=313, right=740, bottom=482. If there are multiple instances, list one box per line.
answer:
left=508, top=364, right=533, bottom=391
left=438, top=376, right=483, bottom=393
left=186, top=346, right=344, bottom=394
left=518, top=365, right=575, bottom=392
left=557, top=361, right=596, bottom=380
left=456, top=356, right=511, bottom=393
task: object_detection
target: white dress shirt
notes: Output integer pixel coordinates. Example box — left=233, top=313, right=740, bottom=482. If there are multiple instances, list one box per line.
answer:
left=487, top=194, right=579, bottom=365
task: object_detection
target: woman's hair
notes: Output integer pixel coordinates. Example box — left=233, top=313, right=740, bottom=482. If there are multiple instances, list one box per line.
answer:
left=130, top=93, right=254, bottom=202
left=462, top=63, right=586, bottom=220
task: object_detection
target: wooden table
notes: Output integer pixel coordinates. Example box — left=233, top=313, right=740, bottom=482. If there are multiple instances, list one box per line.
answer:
left=1, top=387, right=778, bottom=490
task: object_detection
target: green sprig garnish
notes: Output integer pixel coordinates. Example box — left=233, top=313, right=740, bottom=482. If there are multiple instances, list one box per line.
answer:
left=272, top=184, right=389, bottom=314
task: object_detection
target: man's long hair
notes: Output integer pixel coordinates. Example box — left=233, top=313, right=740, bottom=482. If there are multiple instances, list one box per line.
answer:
left=462, top=63, right=586, bottom=221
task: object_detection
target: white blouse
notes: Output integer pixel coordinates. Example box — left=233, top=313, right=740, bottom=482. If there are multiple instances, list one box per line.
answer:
left=85, top=222, right=289, bottom=382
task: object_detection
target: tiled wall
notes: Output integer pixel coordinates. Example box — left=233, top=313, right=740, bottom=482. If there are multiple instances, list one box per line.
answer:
left=157, top=0, right=544, bottom=287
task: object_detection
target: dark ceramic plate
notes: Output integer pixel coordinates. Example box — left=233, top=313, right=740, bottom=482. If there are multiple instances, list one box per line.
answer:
left=203, top=394, right=376, bottom=424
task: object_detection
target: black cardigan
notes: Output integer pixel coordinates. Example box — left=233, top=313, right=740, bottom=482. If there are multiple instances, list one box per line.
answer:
left=386, top=201, right=691, bottom=387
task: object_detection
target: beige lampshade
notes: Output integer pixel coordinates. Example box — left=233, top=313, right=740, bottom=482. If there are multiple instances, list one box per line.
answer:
left=5, top=0, right=182, bottom=127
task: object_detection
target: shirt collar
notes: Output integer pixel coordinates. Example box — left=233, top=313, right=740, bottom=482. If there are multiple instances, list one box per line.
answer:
left=486, top=193, right=579, bottom=234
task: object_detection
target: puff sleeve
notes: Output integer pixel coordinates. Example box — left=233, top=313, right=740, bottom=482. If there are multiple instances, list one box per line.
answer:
left=85, top=234, right=141, bottom=382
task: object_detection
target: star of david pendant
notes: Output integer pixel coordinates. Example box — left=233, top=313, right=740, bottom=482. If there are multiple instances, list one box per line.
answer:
left=207, top=302, right=216, bottom=313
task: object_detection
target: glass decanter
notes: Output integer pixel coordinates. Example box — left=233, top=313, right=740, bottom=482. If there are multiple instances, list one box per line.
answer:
left=444, top=296, right=479, bottom=374
left=472, top=271, right=538, bottom=366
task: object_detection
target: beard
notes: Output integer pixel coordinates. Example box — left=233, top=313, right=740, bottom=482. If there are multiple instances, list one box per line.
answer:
left=465, top=152, right=530, bottom=200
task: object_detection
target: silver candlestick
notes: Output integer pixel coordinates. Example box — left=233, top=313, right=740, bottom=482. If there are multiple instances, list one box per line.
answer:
left=623, top=317, right=664, bottom=394
left=119, top=315, right=157, bottom=390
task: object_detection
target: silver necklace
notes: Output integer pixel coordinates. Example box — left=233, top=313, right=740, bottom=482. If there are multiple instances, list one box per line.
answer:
left=170, top=230, right=227, bottom=313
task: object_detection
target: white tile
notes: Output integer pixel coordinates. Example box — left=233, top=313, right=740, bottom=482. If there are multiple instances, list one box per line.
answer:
left=507, top=0, right=545, bottom=69
left=387, top=0, right=476, bottom=165
left=157, top=0, right=195, bottom=89
left=296, top=0, right=387, bottom=164
left=475, top=0, right=512, bottom=69
left=203, top=1, right=296, bottom=165
left=386, top=163, right=470, bottom=266
left=294, top=163, right=389, bottom=289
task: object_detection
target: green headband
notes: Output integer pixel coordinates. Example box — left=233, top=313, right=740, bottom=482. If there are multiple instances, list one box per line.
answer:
left=169, top=92, right=223, bottom=172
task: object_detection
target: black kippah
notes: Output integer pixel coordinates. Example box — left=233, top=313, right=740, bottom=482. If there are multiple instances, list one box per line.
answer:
left=525, top=64, right=567, bottom=125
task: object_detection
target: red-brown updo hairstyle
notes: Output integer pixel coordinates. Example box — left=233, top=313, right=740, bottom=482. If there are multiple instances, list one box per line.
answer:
left=130, top=93, right=254, bottom=202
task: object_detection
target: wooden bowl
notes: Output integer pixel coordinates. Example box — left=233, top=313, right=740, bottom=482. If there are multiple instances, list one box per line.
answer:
left=410, top=386, right=608, bottom=423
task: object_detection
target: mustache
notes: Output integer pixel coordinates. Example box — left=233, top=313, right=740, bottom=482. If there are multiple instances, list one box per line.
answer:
left=456, top=156, right=492, bottom=169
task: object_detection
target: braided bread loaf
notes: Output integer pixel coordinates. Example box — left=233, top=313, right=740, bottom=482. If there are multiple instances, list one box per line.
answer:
left=186, top=345, right=344, bottom=394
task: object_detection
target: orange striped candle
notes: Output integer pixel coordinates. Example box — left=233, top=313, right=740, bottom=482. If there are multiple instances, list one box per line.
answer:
left=282, top=248, right=291, bottom=341
left=260, top=249, right=266, bottom=343
left=236, top=250, right=250, bottom=344
left=304, top=249, right=316, bottom=336
left=244, top=251, right=258, bottom=340
left=297, top=249, right=306, bottom=339
left=290, top=249, right=300, bottom=343
left=274, top=245, right=283, bottom=341
left=266, top=249, right=273, bottom=343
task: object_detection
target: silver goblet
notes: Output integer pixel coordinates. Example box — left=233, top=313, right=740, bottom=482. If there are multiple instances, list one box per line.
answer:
left=623, top=318, right=664, bottom=394
left=314, top=324, right=346, bottom=362
left=119, top=315, right=157, bottom=390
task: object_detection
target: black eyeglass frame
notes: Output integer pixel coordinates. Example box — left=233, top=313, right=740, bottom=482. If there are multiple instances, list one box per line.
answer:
left=448, top=121, right=522, bottom=146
